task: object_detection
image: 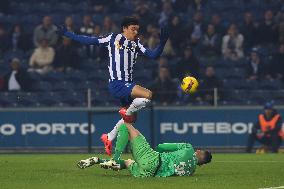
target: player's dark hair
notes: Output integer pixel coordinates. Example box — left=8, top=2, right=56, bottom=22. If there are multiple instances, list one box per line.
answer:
left=121, top=16, right=139, bottom=31
left=203, top=151, right=212, bottom=165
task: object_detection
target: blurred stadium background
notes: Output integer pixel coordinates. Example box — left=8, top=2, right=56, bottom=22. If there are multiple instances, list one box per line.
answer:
left=0, top=0, right=283, bottom=153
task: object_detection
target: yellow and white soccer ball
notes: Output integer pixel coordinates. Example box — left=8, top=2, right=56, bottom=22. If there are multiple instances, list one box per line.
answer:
left=180, top=76, right=199, bottom=94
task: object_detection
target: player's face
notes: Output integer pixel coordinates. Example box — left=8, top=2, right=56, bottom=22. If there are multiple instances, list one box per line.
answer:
left=123, top=25, right=139, bottom=40
left=196, top=150, right=206, bottom=165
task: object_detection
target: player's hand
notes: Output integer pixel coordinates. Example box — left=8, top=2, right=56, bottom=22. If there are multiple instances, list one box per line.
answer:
left=159, top=26, right=169, bottom=44
left=55, top=24, right=67, bottom=36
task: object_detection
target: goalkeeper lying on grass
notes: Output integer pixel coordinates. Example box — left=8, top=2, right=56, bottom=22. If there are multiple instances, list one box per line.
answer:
left=77, top=122, right=212, bottom=177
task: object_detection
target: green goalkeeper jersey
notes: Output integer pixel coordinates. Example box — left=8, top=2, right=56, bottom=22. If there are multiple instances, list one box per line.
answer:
left=154, top=143, right=198, bottom=177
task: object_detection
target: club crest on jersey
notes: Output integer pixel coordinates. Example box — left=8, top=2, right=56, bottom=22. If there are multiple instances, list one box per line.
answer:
left=115, top=41, right=121, bottom=49
left=125, top=83, right=132, bottom=87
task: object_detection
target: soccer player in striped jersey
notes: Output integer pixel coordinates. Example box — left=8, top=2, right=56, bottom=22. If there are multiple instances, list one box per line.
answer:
left=57, top=16, right=169, bottom=155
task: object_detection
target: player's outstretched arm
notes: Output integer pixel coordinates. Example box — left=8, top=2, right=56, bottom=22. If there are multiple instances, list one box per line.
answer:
left=56, top=24, right=111, bottom=45
left=138, top=26, right=169, bottom=59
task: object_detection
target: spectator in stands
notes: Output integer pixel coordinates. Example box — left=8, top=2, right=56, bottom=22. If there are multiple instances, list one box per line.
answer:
left=80, top=15, right=94, bottom=35
left=191, top=0, right=208, bottom=11
left=158, top=1, right=173, bottom=26
left=171, top=0, right=189, bottom=13
left=176, top=46, right=200, bottom=79
left=0, top=0, right=11, bottom=14
left=246, top=48, right=265, bottom=81
left=162, top=39, right=176, bottom=58
left=152, top=56, right=169, bottom=78
left=168, top=15, right=186, bottom=51
left=93, top=25, right=107, bottom=61
left=79, top=15, right=95, bottom=58
left=102, top=16, right=119, bottom=34
left=33, top=16, right=58, bottom=47
left=200, top=24, right=221, bottom=57
left=64, top=16, right=75, bottom=32
left=188, top=11, right=205, bottom=46
left=210, top=14, right=225, bottom=35
left=9, top=24, right=31, bottom=52
left=29, top=39, right=55, bottom=75
left=135, top=4, right=155, bottom=29
left=239, top=11, right=257, bottom=51
left=4, top=58, right=31, bottom=91
left=271, top=43, right=284, bottom=80
left=147, top=29, right=160, bottom=49
left=199, top=66, right=222, bottom=105
left=246, top=102, right=283, bottom=153
left=0, top=25, right=10, bottom=54
left=275, top=7, right=284, bottom=43
left=150, top=66, right=177, bottom=105
left=54, top=37, right=78, bottom=72
left=256, top=10, right=278, bottom=45
left=222, top=24, right=244, bottom=61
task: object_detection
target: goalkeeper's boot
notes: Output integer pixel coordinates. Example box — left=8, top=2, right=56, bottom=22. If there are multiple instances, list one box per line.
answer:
left=119, top=107, right=137, bottom=123
left=100, top=159, right=121, bottom=171
left=101, top=134, right=112, bottom=156
left=77, top=157, right=99, bottom=169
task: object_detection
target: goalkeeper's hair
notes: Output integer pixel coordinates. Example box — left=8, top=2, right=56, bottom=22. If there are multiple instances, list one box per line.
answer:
left=121, top=16, right=139, bottom=31
left=203, top=151, right=212, bottom=165
left=198, top=150, right=212, bottom=165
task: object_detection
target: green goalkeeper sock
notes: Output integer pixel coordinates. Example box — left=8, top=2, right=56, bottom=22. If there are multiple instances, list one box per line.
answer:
left=113, top=124, right=129, bottom=162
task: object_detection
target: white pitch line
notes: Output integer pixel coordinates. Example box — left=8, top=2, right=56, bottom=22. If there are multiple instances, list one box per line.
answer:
left=215, top=161, right=284, bottom=163
left=258, top=186, right=284, bottom=189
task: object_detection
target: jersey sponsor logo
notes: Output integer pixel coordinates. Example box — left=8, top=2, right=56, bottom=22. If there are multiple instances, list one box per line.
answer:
left=114, top=40, right=137, bottom=52
left=160, top=122, right=254, bottom=134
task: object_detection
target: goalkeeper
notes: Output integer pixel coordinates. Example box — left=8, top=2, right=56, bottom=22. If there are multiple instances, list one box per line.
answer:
left=77, top=122, right=212, bottom=177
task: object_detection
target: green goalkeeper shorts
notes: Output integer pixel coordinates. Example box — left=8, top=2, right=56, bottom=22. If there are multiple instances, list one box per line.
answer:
left=128, top=135, right=160, bottom=177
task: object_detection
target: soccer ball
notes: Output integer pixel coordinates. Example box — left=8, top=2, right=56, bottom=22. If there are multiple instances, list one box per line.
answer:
left=180, top=76, right=199, bottom=94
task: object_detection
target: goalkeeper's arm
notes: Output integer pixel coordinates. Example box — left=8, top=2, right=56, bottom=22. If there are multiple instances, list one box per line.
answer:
left=156, top=143, right=193, bottom=153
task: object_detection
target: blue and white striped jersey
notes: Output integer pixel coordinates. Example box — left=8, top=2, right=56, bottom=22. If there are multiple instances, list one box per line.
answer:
left=64, top=31, right=166, bottom=82
left=97, top=33, right=147, bottom=82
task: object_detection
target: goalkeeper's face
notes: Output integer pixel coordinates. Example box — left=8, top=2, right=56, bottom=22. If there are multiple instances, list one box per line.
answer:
left=196, top=150, right=212, bottom=166
left=123, top=25, right=140, bottom=41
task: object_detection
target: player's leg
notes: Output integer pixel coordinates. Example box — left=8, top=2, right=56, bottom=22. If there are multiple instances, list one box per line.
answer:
left=101, top=81, right=136, bottom=153
left=125, top=85, right=152, bottom=116
left=101, top=118, right=124, bottom=156
left=100, top=123, right=130, bottom=169
left=123, top=123, right=160, bottom=177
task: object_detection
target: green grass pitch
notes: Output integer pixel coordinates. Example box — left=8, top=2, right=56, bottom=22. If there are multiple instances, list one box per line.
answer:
left=0, top=154, right=283, bottom=189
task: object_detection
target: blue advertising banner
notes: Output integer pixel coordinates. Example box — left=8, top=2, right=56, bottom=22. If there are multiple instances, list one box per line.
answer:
left=0, top=108, right=283, bottom=147
left=0, top=110, right=151, bottom=147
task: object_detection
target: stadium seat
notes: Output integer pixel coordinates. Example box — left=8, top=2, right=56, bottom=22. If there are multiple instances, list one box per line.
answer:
left=32, top=81, right=53, bottom=92
left=60, top=91, right=86, bottom=106
left=258, top=79, right=282, bottom=90
left=52, top=81, right=74, bottom=91
left=42, top=71, right=65, bottom=83
left=38, top=92, right=61, bottom=107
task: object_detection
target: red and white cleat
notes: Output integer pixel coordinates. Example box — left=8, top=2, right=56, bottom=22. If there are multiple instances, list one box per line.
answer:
left=119, top=107, right=137, bottom=123
left=101, top=134, right=112, bottom=156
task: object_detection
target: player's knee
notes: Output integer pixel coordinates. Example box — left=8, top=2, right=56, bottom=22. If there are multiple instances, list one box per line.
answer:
left=146, top=91, right=152, bottom=100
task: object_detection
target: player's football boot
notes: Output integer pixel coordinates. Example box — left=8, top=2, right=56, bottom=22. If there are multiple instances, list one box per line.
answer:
left=100, top=159, right=121, bottom=171
left=119, top=107, right=137, bottom=123
left=77, top=157, right=99, bottom=169
left=101, top=134, right=112, bottom=156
